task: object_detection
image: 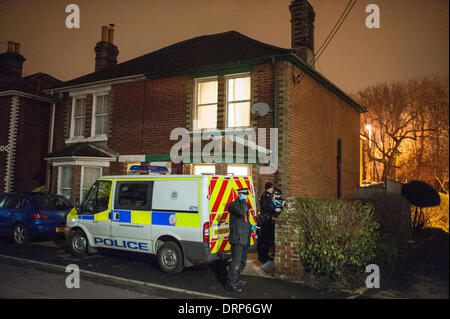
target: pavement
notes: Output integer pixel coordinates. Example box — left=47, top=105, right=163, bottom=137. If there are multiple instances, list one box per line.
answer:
left=0, top=260, right=164, bottom=299
left=0, top=237, right=348, bottom=299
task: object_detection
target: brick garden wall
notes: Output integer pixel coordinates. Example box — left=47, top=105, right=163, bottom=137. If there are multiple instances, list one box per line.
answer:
left=273, top=198, right=304, bottom=280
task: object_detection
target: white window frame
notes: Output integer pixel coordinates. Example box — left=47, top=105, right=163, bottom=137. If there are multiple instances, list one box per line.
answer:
left=80, top=166, right=103, bottom=202
left=91, top=92, right=110, bottom=138
left=70, top=95, right=87, bottom=138
left=66, top=86, right=111, bottom=144
left=57, top=166, right=72, bottom=199
left=226, top=73, right=251, bottom=129
left=192, top=164, right=216, bottom=175
left=194, top=77, right=218, bottom=130
left=227, top=164, right=251, bottom=176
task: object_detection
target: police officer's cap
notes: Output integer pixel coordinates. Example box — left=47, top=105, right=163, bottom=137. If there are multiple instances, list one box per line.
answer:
left=265, top=182, right=274, bottom=190
left=237, top=188, right=249, bottom=195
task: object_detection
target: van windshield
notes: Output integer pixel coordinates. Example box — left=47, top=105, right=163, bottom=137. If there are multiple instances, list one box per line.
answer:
left=82, top=180, right=112, bottom=214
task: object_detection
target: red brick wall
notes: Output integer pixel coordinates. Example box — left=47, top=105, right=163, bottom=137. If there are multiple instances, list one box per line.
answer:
left=109, top=76, right=189, bottom=156
left=14, top=96, right=51, bottom=191
left=0, top=95, right=52, bottom=192
left=287, top=65, right=360, bottom=199
left=0, top=96, right=11, bottom=192
left=52, top=94, right=71, bottom=152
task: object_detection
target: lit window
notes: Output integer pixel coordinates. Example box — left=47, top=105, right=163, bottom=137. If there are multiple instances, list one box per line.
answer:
left=193, top=164, right=216, bottom=175
left=195, top=79, right=218, bottom=129
left=73, top=97, right=86, bottom=137
left=227, top=165, right=250, bottom=176
left=58, top=166, right=72, bottom=199
left=227, top=75, right=251, bottom=128
left=95, top=94, right=109, bottom=135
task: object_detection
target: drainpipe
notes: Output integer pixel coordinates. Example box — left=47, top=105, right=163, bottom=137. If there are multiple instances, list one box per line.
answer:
left=272, top=57, right=278, bottom=174
left=272, top=57, right=278, bottom=129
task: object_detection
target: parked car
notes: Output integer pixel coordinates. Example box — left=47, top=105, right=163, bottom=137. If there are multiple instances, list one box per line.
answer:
left=0, top=192, right=73, bottom=246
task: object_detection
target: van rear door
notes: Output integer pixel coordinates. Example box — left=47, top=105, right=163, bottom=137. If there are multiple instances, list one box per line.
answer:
left=208, top=176, right=256, bottom=254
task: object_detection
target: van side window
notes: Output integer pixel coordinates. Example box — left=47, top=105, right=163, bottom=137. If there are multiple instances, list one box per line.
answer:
left=82, top=180, right=112, bottom=214
left=115, top=182, right=152, bottom=211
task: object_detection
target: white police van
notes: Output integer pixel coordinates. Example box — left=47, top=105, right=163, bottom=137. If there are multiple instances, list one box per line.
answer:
left=66, top=175, right=257, bottom=273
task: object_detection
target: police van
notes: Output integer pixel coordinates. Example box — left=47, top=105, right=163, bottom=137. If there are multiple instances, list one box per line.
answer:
left=66, top=175, right=257, bottom=273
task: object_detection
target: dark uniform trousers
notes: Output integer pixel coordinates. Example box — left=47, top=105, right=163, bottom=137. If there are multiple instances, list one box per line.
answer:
left=227, top=244, right=249, bottom=287
left=257, top=214, right=274, bottom=262
left=258, top=191, right=277, bottom=263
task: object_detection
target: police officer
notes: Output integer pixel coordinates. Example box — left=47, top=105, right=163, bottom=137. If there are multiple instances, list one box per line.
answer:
left=258, top=182, right=280, bottom=264
left=226, top=188, right=255, bottom=292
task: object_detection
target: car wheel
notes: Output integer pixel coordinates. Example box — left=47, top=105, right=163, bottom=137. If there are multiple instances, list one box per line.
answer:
left=69, top=229, right=88, bottom=257
left=157, top=241, right=184, bottom=273
left=11, top=223, right=30, bottom=247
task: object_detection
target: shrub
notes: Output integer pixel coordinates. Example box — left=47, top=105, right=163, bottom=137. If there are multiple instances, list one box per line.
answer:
left=422, top=193, right=449, bottom=233
left=366, top=193, right=412, bottom=266
left=282, top=198, right=379, bottom=279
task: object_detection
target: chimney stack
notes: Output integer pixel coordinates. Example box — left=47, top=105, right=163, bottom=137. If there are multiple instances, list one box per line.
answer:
left=290, top=0, right=316, bottom=68
left=0, top=41, right=26, bottom=81
left=94, top=24, right=119, bottom=72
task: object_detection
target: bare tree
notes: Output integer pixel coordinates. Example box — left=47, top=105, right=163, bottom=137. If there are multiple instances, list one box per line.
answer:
left=357, top=75, right=449, bottom=191
left=358, top=82, right=420, bottom=182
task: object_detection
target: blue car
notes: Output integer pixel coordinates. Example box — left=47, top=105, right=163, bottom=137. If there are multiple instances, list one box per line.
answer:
left=0, top=192, right=73, bottom=246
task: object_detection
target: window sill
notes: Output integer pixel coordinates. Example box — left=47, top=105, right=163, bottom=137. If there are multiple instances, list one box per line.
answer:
left=66, top=135, right=108, bottom=144
left=190, top=127, right=254, bottom=137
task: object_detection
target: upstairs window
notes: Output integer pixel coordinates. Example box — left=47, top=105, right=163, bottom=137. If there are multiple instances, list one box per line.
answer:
left=72, top=96, right=86, bottom=138
left=94, top=94, right=109, bottom=136
left=227, top=75, right=251, bottom=128
left=195, top=78, right=218, bottom=129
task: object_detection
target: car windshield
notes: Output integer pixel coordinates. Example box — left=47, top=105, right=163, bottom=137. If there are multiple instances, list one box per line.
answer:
left=38, top=195, right=73, bottom=210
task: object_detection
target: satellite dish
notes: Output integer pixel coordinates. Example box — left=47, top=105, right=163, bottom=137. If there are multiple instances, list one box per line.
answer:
left=251, top=102, right=270, bottom=117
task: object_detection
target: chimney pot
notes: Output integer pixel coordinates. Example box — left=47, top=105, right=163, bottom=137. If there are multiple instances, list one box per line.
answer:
left=14, top=42, right=21, bottom=54
left=108, top=24, right=115, bottom=44
left=101, top=26, right=108, bottom=42
left=7, top=41, right=14, bottom=53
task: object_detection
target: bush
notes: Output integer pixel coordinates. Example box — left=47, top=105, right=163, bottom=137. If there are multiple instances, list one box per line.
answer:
left=422, top=193, right=449, bottom=233
left=282, top=198, right=379, bottom=279
left=366, top=193, right=412, bottom=266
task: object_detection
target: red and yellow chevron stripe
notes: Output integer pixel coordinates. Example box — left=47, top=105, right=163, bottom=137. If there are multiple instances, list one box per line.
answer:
left=208, top=176, right=256, bottom=254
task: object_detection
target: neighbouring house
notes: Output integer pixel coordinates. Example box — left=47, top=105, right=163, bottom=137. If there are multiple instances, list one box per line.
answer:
left=0, top=41, right=61, bottom=193
left=46, top=0, right=365, bottom=203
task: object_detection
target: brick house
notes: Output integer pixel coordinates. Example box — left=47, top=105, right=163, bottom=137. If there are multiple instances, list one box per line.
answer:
left=46, top=0, right=365, bottom=203
left=0, top=41, right=61, bottom=193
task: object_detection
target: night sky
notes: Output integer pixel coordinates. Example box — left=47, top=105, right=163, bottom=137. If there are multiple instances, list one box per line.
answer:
left=0, top=0, right=448, bottom=93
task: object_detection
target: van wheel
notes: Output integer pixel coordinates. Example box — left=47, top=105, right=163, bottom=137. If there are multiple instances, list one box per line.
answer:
left=157, top=241, right=184, bottom=273
left=11, top=223, right=31, bottom=247
left=69, top=229, right=88, bottom=257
